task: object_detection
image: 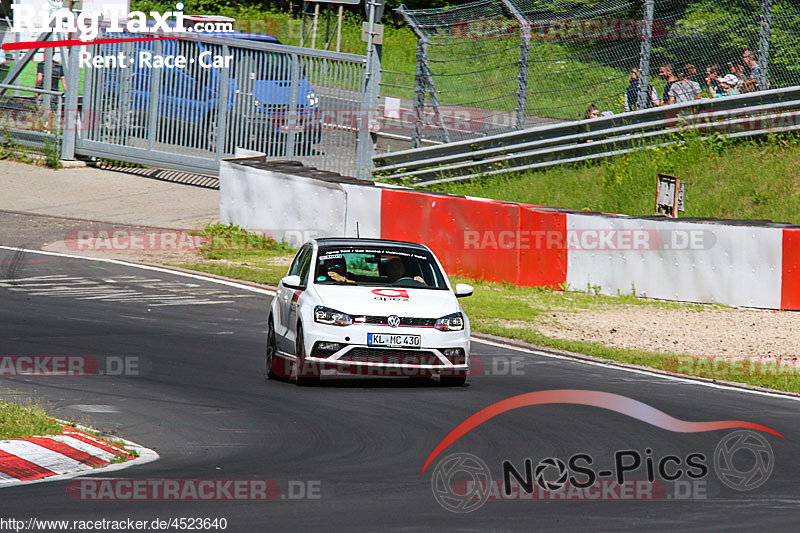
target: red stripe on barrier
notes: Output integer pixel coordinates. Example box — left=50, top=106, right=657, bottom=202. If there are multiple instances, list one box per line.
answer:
left=0, top=450, right=57, bottom=481
left=518, top=208, right=568, bottom=288
left=380, top=190, right=568, bottom=289
left=781, top=228, right=800, bottom=310
left=25, top=437, right=109, bottom=468
left=381, top=190, right=519, bottom=283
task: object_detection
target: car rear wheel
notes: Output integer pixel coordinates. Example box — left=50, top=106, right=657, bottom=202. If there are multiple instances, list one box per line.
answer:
left=294, top=324, right=319, bottom=386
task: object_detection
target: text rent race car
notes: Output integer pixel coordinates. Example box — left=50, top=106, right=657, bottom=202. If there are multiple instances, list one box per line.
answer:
left=266, top=238, right=474, bottom=386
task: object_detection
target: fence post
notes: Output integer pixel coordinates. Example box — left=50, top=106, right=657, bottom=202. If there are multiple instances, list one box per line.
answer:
left=397, top=4, right=448, bottom=146
left=501, top=0, right=530, bottom=130
left=758, top=0, right=773, bottom=91
left=61, top=45, right=80, bottom=160
left=412, top=39, right=426, bottom=149
left=637, top=0, right=655, bottom=110
left=357, top=0, right=383, bottom=179
left=421, top=52, right=450, bottom=144
left=216, top=43, right=231, bottom=161
left=285, top=52, right=300, bottom=160
left=146, top=40, right=163, bottom=152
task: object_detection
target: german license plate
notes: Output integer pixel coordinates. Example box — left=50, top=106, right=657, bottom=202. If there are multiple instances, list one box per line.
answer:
left=367, top=333, right=421, bottom=348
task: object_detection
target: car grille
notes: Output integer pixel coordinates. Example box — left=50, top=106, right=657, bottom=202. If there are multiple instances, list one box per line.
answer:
left=360, top=316, right=437, bottom=327
left=340, top=348, right=442, bottom=366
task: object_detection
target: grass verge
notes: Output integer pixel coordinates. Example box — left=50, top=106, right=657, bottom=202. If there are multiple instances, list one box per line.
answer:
left=173, top=224, right=800, bottom=395
left=0, top=400, right=63, bottom=440
left=428, top=132, right=800, bottom=224
left=172, top=223, right=295, bottom=285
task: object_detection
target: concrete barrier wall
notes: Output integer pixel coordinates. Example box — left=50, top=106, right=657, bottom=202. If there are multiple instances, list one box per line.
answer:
left=565, top=214, right=784, bottom=309
left=219, top=158, right=800, bottom=310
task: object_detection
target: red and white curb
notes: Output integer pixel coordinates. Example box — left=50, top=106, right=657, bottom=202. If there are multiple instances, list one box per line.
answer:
left=0, top=425, right=158, bottom=488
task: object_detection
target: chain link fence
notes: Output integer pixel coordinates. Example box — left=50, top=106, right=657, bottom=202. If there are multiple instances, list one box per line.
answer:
left=395, top=0, right=800, bottom=147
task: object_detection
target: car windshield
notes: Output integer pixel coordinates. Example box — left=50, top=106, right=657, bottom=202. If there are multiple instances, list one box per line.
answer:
left=314, top=245, right=448, bottom=289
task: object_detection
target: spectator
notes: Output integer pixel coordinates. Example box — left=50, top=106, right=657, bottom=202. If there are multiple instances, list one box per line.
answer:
left=728, top=62, right=746, bottom=93
left=624, top=68, right=658, bottom=111
left=583, top=103, right=600, bottom=120
left=742, top=49, right=768, bottom=89
left=742, top=49, right=760, bottom=81
left=741, top=78, right=759, bottom=93
left=35, top=60, right=66, bottom=93
left=705, top=64, right=725, bottom=97
left=655, top=63, right=678, bottom=106
left=717, top=74, right=739, bottom=96
left=666, top=67, right=702, bottom=105
left=35, top=60, right=67, bottom=113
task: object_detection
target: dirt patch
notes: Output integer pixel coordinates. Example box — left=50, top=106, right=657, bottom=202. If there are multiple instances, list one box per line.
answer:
left=520, top=306, right=800, bottom=357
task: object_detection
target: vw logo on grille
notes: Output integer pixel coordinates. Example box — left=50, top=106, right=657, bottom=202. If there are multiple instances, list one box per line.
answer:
left=387, top=315, right=401, bottom=328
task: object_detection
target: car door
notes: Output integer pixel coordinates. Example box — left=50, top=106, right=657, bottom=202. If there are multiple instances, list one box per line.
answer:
left=285, top=245, right=313, bottom=352
left=277, top=244, right=311, bottom=353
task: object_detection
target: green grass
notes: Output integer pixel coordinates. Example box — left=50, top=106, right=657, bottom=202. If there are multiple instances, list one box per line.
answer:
left=0, top=400, right=62, bottom=440
left=171, top=224, right=800, bottom=395
left=171, top=223, right=296, bottom=285
left=428, top=133, right=800, bottom=224
left=2, top=61, right=86, bottom=94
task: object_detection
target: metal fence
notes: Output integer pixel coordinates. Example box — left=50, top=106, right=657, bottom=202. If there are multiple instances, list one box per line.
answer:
left=0, top=83, right=62, bottom=151
left=396, top=0, right=800, bottom=147
left=374, top=85, right=800, bottom=184
left=68, top=30, right=373, bottom=177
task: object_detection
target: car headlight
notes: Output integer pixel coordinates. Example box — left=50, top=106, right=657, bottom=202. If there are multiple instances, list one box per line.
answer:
left=435, top=312, right=464, bottom=331
left=314, top=305, right=352, bottom=326
left=306, top=91, right=319, bottom=107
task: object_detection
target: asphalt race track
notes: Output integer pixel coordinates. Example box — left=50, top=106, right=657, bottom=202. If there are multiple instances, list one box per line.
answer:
left=1, top=247, right=799, bottom=531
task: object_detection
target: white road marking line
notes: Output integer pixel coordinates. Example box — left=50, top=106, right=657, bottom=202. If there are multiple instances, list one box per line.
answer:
left=0, top=246, right=276, bottom=296
left=0, top=441, right=88, bottom=474
left=68, top=404, right=120, bottom=413
left=1, top=270, right=252, bottom=306
left=46, top=435, right=117, bottom=462
left=472, top=337, right=800, bottom=403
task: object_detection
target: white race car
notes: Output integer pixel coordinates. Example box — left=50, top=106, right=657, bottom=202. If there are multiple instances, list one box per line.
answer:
left=266, top=238, right=474, bottom=386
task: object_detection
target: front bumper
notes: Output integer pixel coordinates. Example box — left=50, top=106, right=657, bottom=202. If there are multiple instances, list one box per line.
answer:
left=303, top=323, right=470, bottom=376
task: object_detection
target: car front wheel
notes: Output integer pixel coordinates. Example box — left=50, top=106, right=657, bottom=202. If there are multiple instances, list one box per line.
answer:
left=294, top=324, right=320, bottom=386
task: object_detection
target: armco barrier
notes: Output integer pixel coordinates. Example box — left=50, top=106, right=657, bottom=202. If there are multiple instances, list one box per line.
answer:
left=219, top=158, right=799, bottom=310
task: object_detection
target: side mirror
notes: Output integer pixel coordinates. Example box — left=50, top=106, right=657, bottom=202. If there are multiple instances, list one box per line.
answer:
left=281, top=275, right=303, bottom=289
left=454, top=283, right=474, bottom=298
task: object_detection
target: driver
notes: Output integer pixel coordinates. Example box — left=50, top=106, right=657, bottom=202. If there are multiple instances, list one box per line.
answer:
left=385, top=257, right=425, bottom=285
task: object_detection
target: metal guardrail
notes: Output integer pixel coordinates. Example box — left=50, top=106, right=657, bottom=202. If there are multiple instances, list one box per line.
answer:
left=373, top=86, right=800, bottom=185
left=0, top=83, right=63, bottom=152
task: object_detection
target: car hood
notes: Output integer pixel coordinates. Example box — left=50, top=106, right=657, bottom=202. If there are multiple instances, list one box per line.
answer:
left=312, top=284, right=459, bottom=318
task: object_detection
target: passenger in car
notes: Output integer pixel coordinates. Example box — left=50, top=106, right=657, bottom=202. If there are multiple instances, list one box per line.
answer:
left=325, top=258, right=355, bottom=283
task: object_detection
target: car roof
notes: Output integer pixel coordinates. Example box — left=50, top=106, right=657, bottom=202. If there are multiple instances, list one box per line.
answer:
left=313, top=238, right=430, bottom=251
